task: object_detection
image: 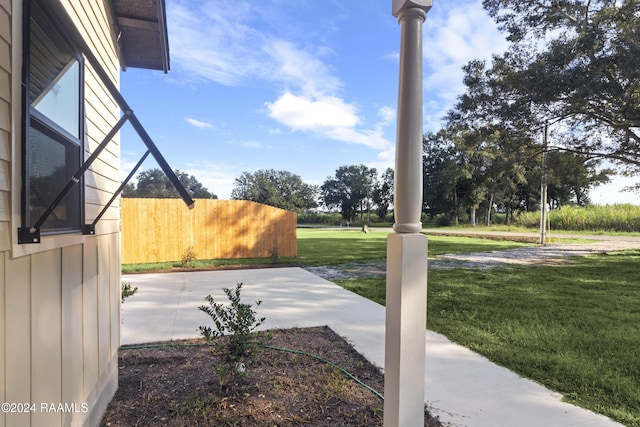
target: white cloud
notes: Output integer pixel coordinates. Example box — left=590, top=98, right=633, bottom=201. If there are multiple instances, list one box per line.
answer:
left=184, top=161, right=239, bottom=200
left=423, top=1, right=509, bottom=130
left=168, top=1, right=261, bottom=86
left=168, top=0, right=392, bottom=154
left=119, top=158, right=143, bottom=183
left=265, top=93, right=391, bottom=150
left=263, top=39, right=342, bottom=97
left=381, top=51, right=400, bottom=62
left=234, top=140, right=272, bottom=149
left=376, top=106, right=395, bottom=129
left=168, top=0, right=340, bottom=96
left=185, top=117, right=213, bottom=129
left=266, top=93, right=359, bottom=131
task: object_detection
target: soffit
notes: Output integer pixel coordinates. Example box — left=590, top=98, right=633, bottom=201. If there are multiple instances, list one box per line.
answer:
left=110, top=0, right=170, bottom=73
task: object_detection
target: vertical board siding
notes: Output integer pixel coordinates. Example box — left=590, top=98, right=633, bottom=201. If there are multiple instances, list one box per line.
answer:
left=97, top=234, right=112, bottom=376
left=61, top=245, right=84, bottom=426
left=1, top=2, right=10, bottom=425
left=5, top=255, right=31, bottom=427
left=31, top=249, right=63, bottom=427
left=0, top=253, right=5, bottom=427
left=82, top=237, right=99, bottom=400
left=121, top=199, right=298, bottom=264
left=109, top=232, right=120, bottom=356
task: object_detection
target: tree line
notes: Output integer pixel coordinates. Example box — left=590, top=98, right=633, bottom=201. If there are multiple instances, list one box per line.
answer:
left=124, top=1, right=639, bottom=224
left=122, top=166, right=393, bottom=222
left=123, top=155, right=607, bottom=226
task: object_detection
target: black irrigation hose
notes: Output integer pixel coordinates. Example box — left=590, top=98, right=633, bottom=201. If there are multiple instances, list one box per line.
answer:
left=262, top=345, right=384, bottom=401
left=119, top=342, right=384, bottom=401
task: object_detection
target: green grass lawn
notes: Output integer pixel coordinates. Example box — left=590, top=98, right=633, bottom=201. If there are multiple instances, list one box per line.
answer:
left=294, top=229, right=531, bottom=265
left=337, top=250, right=640, bottom=427
left=122, top=228, right=532, bottom=272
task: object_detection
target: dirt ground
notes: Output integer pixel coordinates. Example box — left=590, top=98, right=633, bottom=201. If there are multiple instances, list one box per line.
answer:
left=101, top=326, right=443, bottom=426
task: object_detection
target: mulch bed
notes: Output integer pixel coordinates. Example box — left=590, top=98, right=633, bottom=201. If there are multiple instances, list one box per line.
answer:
left=101, top=326, right=443, bottom=426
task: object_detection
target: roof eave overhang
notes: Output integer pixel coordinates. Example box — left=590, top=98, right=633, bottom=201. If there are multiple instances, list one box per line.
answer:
left=109, top=0, right=170, bottom=73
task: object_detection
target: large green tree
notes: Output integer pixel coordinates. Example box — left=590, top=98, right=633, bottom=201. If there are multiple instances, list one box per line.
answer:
left=371, top=168, right=394, bottom=220
left=423, top=130, right=468, bottom=225
left=477, top=0, right=640, bottom=176
left=320, top=164, right=377, bottom=223
left=123, top=168, right=216, bottom=199
left=230, top=169, right=317, bottom=213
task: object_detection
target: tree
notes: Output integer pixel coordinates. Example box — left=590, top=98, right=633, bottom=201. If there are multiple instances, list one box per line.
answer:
left=446, top=28, right=619, bottom=218
left=478, top=0, right=640, bottom=180
left=123, top=168, right=216, bottom=199
left=230, top=169, right=317, bottom=213
left=423, top=130, right=466, bottom=225
left=371, top=168, right=394, bottom=220
left=320, top=164, right=377, bottom=223
left=545, top=151, right=612, bottom=207
left=423, top=118, right=612, bottom=225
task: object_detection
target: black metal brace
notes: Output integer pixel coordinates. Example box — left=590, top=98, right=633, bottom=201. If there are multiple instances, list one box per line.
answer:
left=18, top=114, right=129, bottom=244
left=83, top=150, right=151, bottom=235
left=19, top=1, right=194, bottom=244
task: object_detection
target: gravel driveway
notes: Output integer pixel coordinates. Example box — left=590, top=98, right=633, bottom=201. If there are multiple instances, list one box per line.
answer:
left=306, top=237, right=640, bottom=281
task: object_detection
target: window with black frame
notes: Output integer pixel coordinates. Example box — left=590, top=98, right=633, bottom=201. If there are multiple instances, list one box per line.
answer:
left=23, top=0, right=83, bottom=233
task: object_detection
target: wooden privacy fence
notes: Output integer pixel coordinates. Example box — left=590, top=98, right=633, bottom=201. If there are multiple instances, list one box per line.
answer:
left=121, top=198, right=297, bottom=264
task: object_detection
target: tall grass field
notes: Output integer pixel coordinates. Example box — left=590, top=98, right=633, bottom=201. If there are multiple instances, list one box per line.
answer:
left=515, top=204, right=640, bottom=232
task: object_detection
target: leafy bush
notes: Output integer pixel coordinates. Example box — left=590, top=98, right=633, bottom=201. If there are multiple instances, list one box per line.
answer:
left=297, top=211, right=343, bottom=225
left=181, top=246, right=198, bottom=267
left=121, top=282, right=138, bottom=303
left=198, top=283, right=265, bottom=377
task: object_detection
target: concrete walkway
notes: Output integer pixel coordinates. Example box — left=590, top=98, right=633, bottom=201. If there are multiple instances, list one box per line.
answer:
left=121, top=267, right=623, bottom=427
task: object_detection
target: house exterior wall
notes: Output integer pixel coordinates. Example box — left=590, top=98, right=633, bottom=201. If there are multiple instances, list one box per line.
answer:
left=1, top=1, right=122, bottom=426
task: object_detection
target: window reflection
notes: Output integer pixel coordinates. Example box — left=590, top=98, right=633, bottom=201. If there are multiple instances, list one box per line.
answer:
left=31, top=59, right=80, bottom=138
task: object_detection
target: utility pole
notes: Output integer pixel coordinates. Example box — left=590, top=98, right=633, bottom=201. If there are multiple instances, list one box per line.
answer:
left=540, top=123, right=548, bottom=245
left=385, top=1, right=431, bottom=426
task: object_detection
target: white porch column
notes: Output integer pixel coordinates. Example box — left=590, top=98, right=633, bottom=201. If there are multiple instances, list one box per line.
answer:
left=385, top=1, right=431, bottom=426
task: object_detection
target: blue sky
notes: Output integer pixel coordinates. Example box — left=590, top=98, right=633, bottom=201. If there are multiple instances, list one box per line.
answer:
left=119, top=0, right=640, bottom=205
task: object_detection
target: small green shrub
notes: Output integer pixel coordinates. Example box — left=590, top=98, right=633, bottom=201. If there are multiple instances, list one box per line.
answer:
left=121, top=282, right=138, bottom=303
left=198, top=283, right=265, bottom=379
left=181, top=246, right=198, bottom=267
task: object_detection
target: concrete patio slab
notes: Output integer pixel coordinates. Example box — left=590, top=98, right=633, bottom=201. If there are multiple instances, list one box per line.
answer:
left=121, top=267, right=622, bottom=427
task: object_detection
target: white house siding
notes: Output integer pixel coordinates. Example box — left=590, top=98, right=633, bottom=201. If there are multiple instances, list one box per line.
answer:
left=0, top=2, right=10, bottom=425
left=0, top=0, right=10, bottom=253
left=69, top=0, right=122, bottom=236
left=1, top=0, right=123, bottom=426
